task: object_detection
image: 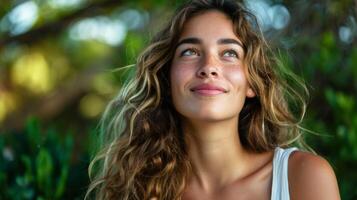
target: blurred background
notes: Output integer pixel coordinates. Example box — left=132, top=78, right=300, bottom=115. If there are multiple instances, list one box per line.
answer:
left=0, top=0, right=356, bottom=199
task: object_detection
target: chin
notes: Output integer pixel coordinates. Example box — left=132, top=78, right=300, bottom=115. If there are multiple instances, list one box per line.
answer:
left=180, top=109, right=237, bottom=122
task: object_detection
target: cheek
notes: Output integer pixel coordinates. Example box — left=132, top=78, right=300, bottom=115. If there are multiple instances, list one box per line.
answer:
left=170, top=63, right=196, bottom=115
left=225, top=67, right=249, bottom=90
left=170, top=63, right=194, bottom=89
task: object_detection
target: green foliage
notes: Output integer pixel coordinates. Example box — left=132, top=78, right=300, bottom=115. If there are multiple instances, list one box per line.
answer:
left=0, top=118, right=89, bottom=199
left=298, top=30, right=357, bottom=199
left=0, top=0, right=356, bottom=199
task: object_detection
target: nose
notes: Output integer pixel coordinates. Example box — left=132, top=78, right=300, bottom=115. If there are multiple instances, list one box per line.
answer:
left=196, top=54, right=219, bottom=78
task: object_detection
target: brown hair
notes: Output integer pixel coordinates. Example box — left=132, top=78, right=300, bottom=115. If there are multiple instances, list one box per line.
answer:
left=86, top=0, right=309, bottom=199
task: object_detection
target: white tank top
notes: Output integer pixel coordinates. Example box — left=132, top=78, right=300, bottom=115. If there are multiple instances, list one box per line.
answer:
left=270, top=147, right=298, bottom=200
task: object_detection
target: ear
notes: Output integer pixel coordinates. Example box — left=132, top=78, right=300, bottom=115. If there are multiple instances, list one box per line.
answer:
left=246, top=87, right=256, bottom=98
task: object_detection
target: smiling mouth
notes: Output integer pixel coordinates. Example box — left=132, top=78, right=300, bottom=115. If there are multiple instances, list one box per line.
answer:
left=190, top=83, right=228, bottom=96
left=190, top=89, right=227, bottom=96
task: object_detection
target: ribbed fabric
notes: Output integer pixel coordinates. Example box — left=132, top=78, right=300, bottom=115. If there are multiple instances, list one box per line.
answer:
left=270, top=147, right=298, bottom=200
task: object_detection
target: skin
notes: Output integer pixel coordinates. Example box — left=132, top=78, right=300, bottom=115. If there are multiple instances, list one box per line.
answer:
left=170, top=10, right=340, bottom=200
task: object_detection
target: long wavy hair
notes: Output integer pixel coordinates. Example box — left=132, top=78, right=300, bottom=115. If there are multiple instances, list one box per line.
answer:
left=86, top=0, right=309, bottom=199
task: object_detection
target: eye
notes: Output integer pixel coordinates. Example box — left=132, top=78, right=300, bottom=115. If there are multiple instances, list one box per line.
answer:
left=180, top=48, right=199, bottom=57
left=222, top=49, right=239, bottom=58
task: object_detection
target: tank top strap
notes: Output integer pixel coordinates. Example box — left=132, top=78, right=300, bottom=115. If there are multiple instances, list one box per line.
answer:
left=270, top=147, right=298, bottom=200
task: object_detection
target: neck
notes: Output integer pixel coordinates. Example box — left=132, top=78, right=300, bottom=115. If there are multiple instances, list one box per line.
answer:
left=183, top=117, right=250, bottom=193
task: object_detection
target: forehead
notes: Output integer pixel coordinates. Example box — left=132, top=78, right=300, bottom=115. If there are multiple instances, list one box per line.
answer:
left=179, top=10, right=239, bottom=41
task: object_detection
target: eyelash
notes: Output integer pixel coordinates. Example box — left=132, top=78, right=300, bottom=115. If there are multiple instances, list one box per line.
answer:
left=180, top=48, right=199, bottom=57
left=179, top=48, right=239, bottom=59
left=222, top=49, right=239, bottom=58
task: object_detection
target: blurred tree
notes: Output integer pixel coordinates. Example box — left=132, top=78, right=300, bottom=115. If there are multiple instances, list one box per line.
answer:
left=0, top=0, right=356, bottom=199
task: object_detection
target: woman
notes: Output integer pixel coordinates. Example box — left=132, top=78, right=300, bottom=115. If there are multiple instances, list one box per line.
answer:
left=86, top=0, right=340, bottom=199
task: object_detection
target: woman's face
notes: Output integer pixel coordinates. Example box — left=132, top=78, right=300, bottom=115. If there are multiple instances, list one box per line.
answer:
left=170, top=10, right=255, bottom=122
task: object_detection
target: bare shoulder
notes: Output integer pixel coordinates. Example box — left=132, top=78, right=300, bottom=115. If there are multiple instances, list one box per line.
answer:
left=288, top=150, right=341, bottom=200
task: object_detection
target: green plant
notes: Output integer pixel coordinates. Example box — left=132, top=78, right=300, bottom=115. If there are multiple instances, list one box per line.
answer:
left=0, top=117, right=88, bottom=199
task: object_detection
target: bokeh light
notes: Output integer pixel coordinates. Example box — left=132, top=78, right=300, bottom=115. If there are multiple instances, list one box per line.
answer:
left=79, top=94, right=105, bottom=118
left=244, top=0, right=290, bottom=31
left=11, top=51, right=53, bottom=94
left=0, top=1, right=39, bottom=35
left=69, top=16, right=127, bottom=46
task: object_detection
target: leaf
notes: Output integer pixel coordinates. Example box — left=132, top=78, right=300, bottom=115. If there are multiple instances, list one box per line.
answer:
left=26, top=117, right=42, bottom=152
left=54, top=165, right=69, bottom=199
left=36, top=148, right=53, bottom=197
left=21, top=155, right=34, bottom=184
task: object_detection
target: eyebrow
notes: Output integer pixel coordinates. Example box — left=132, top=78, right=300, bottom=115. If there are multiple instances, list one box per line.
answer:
left=217, top=38, right=243, bottom=48
left=176, top=37, right=244, bottom=48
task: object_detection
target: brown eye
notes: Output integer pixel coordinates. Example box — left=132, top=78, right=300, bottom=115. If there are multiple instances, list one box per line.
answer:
left=180, top=48, right=199, bottom=57
left=223, top=49, right=238, bottom=58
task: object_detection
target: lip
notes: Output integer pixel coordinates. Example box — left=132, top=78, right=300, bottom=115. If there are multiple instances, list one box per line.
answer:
left=190, top=83, right=227, bottom=96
